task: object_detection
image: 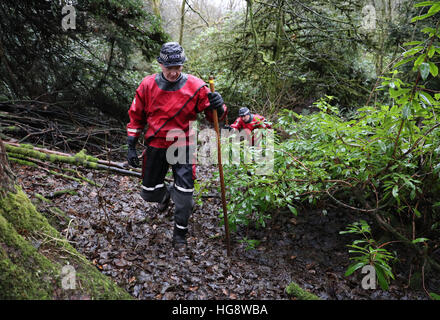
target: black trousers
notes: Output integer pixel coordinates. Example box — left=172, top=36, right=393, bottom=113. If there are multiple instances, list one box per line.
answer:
left=140, top=145, right=195, bottom=230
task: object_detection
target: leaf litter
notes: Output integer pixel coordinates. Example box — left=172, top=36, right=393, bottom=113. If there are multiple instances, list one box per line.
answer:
left=11, top=161, right=429, bottom=300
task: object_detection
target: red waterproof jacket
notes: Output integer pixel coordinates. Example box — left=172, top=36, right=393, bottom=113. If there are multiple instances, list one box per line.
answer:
left=230, top=114, right=272, bottom=131
left=127, top=73, right=227, bottom=148
left=230, top=114, right=271, bottom=146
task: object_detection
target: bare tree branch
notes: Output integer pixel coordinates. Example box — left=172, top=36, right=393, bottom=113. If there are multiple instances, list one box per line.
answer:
left=185, top=0, right=210, bottom=27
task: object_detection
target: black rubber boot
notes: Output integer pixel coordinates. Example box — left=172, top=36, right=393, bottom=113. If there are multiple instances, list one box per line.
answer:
left=158, top=188, right=170, bottom=212
left=172, top=224, right=188, bottom=250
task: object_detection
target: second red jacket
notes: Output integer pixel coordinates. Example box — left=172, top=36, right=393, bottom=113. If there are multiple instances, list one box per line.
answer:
left=230, top=114, right=271, bottom=132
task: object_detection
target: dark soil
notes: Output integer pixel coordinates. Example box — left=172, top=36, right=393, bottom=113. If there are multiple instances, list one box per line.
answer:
left=12, top=160, right=432, bottom=300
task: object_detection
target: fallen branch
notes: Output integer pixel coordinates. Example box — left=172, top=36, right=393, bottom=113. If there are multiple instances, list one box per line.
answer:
left=5, top=140, right=131, bottom=169
left=5, top=141, right=141, bottom=177
left=9, top=154, right=102, bottom=186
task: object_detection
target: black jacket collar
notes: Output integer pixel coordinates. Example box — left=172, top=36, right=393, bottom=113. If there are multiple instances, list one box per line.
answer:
left=155, top=73, right=188, bottom=91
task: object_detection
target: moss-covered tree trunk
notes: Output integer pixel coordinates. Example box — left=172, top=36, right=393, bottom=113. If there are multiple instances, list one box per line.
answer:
left=0, top=138, right=132, bottom=300
left=0, top=137, right=15, bottom=197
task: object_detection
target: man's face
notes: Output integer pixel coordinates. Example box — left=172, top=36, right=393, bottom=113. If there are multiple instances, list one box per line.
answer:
left=160, top=64, right=183, bottom=82
left=241, top=114, right=250, bottom=122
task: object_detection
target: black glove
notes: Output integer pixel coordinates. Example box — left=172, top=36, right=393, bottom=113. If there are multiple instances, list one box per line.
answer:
left=127, top=136, right=139, bottom=168
left=208, top=92, right=224, bottom=116
left=223, top=125, right=232, bottom=131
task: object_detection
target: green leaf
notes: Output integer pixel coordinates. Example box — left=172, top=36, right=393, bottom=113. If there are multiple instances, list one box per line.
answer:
left=411, top=237, right=429, bottom=244
left=410, top=189, right=416, bottom=200
left=375, top=267, right=389, bottom=290
left=402, top=41, right=423, bottom=46
left=428, top=3, right=440, bottom=15
left=420, top=62, right=430, bottom=80
left=430, top=292, right=440, bottom=300
left=392, top=185, right=399, bottom=198
left=414, top=1, right=434, bottom=7
left=378, top=140, right=387, bottom=153
left=402, top=103, right=411, bottom=119
left=414, top=53, right=426, bottom=68
left=403, top=46, right=424, bottom=57
left=422, top=27, right=437, bottom=35
left=411, top=5, right=440, bottom=22
left=413, top=207, right=421, bottom=218
left=419, top=92, right=433, bottom=106
left=411, top=15, right=427, bottom=22
left=389, top=88, right=400, bottom=98
left=345, top=262, right=365, bottom=276
left=428, top=46, right=436, bottom=58
left=428, top=61, right=439, bottom=77
left=288, top=204, right=298, bottom=216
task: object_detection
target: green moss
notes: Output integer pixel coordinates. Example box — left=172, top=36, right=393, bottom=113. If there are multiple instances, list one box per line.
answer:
left=52, top=189, right=78, bottom=197
left=32, top=193, right=70, bottom=228
left=286, top=281, right=320, bottom=300
left=6, top=144, right=49, bottom=162
left=88, top=161, right=98, bottom=169
left=48, top=170, right=83, bottom=184
left=49, top=207, right=70, bottom=223
left=8, top=157, right=37, bottom=167
left=74, top=149, right=98, bottom=163
left=35, top=193, right=52, bottom=204
left=0, top=186, right=132, bottom=300
left=1, top=187, right=56, bottom=235
left=6, top=144, right=101, bottom=177
left=74, top=149, right=87, bottom=162
left=0, top=211, right=58, bottom=299
left=10, top=149, right=100, bottom=187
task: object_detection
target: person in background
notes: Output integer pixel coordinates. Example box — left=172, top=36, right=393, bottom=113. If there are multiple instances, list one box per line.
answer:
left=228, top=107, right=271, bottom=145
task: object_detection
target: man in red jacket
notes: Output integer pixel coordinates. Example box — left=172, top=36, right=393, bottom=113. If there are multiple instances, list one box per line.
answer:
left=126, top=42, right=227, bottom=249
left=230, top=107, right=271, bottom=145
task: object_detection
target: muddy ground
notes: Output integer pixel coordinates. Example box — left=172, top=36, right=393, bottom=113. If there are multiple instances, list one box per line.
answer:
left=11, top=159, right=435, bottom=300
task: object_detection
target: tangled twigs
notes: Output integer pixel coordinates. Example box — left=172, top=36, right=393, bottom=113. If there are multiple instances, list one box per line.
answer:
left=325, top=179, right=385, bottom=213
left=325, top=189, right=379, bottom=213
left=0, top=102, right=126, bottom=158
left=18, top=128, right=54, bottom=143
left=33, top=230, right=88, bottom=263
left=275, top=147, right=311, bottom=172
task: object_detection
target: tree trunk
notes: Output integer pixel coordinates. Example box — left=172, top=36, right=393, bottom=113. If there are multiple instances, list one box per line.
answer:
left=0, top=136, right=132, bottom=299
left=246, top=0, right=258, bottom=49
left=179, top=0, right=186, bottom=45
left=0, top=137, right=15, bottom=198
left=273, top=0, right=284, bottom=61
left=151, top=0, right=161, bottom=18
left=0, top=37, right=19, bottom=98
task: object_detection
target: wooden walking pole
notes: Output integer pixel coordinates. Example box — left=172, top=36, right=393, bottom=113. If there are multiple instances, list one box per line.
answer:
left=209, top=75, right=231, bottom=256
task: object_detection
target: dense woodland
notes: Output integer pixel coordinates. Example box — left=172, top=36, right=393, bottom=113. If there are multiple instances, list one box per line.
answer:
left=1, top=0, right=440, bottom=300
